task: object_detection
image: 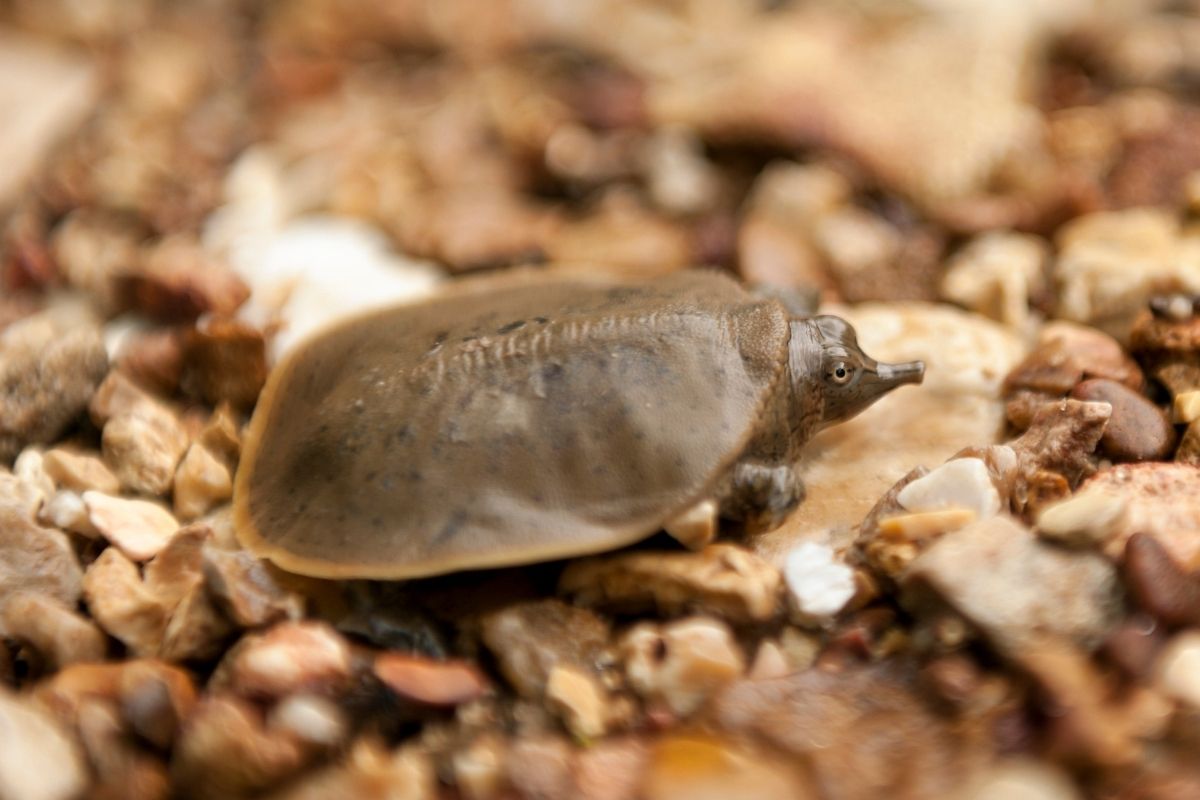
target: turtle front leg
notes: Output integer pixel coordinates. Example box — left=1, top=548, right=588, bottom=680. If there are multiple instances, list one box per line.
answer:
left=720, top=460, right=805, bottom=533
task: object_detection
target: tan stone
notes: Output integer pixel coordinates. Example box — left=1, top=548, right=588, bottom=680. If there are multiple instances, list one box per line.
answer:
left=82, top=548, right=167, bottom=657
left=622, top=617, right=745, bottom=717
left=84, top=490, right=179, bottom=561
left=560, top=544, right=781, bottom=624
left=42, top=447, right=120, bottom=494
left=173, top=443, right=232, bottom=520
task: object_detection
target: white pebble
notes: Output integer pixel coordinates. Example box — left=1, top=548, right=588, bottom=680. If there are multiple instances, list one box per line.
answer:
left=783, top=542, right=856, bottom=623
left=897, top=457, right=1000, bottom=518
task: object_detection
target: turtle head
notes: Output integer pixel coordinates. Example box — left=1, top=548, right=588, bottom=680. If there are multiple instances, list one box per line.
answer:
left=804, top=315, right=924, bottom=428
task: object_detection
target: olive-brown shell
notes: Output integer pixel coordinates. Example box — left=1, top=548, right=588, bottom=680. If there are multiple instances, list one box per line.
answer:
left=233, top=270, right=791, bottom=578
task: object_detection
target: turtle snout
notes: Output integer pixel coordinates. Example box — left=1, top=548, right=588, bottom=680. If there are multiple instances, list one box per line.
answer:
left=877, top=360, right=925, bottom=388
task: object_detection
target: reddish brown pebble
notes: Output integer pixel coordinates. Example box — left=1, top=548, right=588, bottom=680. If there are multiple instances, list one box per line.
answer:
left=373, top=653, right=488, bottom=707
left=1122, top=533, right=1200, bottom=627
left=1070, top=379, right=1176, bottom=462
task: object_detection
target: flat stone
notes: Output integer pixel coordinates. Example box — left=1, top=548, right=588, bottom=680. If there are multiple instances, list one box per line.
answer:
left=903, top=515, right=1122, bottom=652
left=755, top=303, right=1024, bottom=565
left=83, top=491, right=179, bottom=561
left=1036, top=490, right=1129, bottom=548
left=373, top=653, right=488, bottom=707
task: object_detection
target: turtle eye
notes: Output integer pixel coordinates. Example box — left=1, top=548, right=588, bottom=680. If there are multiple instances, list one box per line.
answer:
left=830, top=362, right=851, bottom=385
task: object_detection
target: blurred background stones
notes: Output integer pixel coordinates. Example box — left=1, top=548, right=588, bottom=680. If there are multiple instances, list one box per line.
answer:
left=7, top=0, right=1200, bottom=798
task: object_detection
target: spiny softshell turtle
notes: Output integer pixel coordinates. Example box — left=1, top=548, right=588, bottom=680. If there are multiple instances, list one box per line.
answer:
left=233, top=270, right=923, bottom=579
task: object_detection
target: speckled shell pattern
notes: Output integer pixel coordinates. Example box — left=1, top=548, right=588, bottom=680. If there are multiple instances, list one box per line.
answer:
left=233, top=270, right=792, bottom=578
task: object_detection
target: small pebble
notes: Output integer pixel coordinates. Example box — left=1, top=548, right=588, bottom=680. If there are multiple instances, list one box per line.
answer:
left=452, top=736, right=506, bottom=800
left=896, top=457, right=1000, bottom=518
left=1071, top=378, right=1176, bottom=462
left=373, top=653, right=488, bottom=707
left=621, top=616, right=745, bottom=717
left=228, top=621, right=352, bottom=699
left=1122, top=533, right=1200, bottom=627
left=0, top=306, right=108, bottom=462
left=83, top=491, right=179, bottom=561
left=1036, top=489, right=1129, bottom=548
left=782, top=542, right=856, bottom=625
left=42, top=447, right=120, bottom=494
left=173, top=443, right=232, bottom=520
left=1157, top=631, right=1200, bottom=708
left=560, top=544, right=782, bottom=624
left=545, top=665, right=608, bottom=740
left=878, top=508, right=977, bottom=541
left=1174, top=389, right=1200, bottom=424
left=267, top=694, right=347, bottom=749
left=663, top=499, right=718, bottom=551
left=13, top=447, right=55, bottom=501
left=82, top=548, right=168, bottom=657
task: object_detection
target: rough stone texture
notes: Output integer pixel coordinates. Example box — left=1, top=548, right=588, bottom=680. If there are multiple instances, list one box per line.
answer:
left=480, top=599, right=612, bottom=699
left=755, top=303, right=1024, bottom=565
left=1005, top=399, right=1113, bottom=518
left=903, top=515, right=1122, bottom=652
left=83, top=548, right=168, bottom=657
left=711, top=664, right=983, bottom=800
left=1071, top=379, right=1176, bottom=462
left=0, top=506, right=83, bottom=609
left=0, top=688, right=88, bottom=800
left=1004, top=321, right=1144, bottom=430
left=1079, top=463, right=1200, bottom=567
left=559, top=544, right=781, bottom=624
left=0, top=305, right=109, bottom=463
